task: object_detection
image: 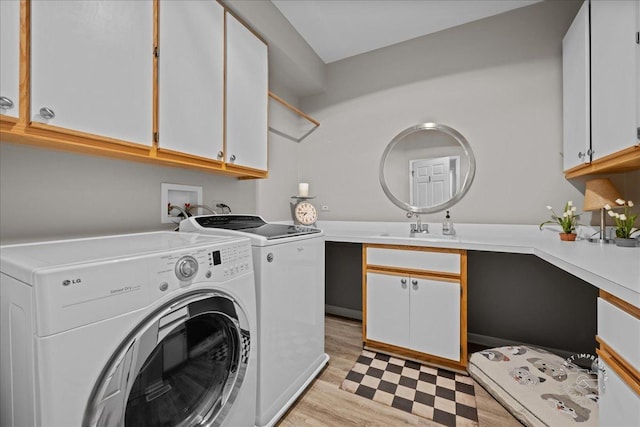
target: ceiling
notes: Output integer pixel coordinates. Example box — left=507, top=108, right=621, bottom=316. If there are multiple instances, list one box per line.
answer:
left=272, top=0, right=541, bottom=64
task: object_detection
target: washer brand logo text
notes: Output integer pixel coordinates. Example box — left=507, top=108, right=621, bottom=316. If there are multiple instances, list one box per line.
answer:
left=62, top=278, right=82, bottom=286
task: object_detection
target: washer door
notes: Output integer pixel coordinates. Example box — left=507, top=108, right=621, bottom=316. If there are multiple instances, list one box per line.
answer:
left=83, top=291, right=251, bottom=427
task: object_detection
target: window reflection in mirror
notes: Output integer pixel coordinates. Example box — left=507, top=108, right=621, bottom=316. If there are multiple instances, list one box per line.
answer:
left=380, top=123, right=475, bottom=214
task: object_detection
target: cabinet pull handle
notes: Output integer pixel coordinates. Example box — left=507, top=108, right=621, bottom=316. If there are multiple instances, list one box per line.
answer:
left=0, top=96, right=14, bottom=109
left=217, top=151, right=224, bottom=159
left=39, top=107, right=55, bottom=119
left=230, top=154, right=236, bottom=162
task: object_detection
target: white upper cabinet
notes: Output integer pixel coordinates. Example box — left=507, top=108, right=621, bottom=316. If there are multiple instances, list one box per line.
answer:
left=30, top=0, right=153, bottom=145
left=225, top=12, right=268, bottom=171
left=590, top=0, right=638, bottom=160
left=158, top=0, right=224, bottom=160
left=563, top=0, right=639, bottom=171
left=562, top=1, right=590, bottom=171
left=0, top=0, right=20, bottom=119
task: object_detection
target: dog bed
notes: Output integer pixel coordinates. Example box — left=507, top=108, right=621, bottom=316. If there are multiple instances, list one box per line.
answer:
left=468, top=346, right=599, bottom=426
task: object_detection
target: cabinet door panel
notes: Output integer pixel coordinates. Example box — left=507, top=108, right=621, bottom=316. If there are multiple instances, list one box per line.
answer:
left=0, top=0, right=19, bottom=119
left=562, top=0, right=590, bottom=170
left=599, top=360, right=640, bottom=427
left=31, top=0, right=152, bottom=145
left=159, top=0, right=224, bottom=159
left=410, top=278, right=460, bottom=361
left=366, top=273, right=409, bottom=348
left=226, top=13, right=268, bottom=171
left=591, top=0, right=638, bottom=159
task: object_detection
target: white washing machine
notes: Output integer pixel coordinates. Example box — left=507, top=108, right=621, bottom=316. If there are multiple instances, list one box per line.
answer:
left=0, top=231, right=257, bottom=427
left=180, top=215, right=329, bottom=427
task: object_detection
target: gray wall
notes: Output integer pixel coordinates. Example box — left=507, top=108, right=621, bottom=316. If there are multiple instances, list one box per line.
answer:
left=0, top=143, right=257, bottom=242
left=299, top=0, right=639, bottom=225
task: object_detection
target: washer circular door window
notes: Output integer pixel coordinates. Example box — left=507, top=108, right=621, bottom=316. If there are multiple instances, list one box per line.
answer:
left=83, top=291, right=251, bottom=427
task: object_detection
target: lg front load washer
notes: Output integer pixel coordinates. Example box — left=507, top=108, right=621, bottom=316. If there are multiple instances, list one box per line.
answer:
left=0, top=231, right=257, bottom=427
left=180, top=215, right=329, bottom=427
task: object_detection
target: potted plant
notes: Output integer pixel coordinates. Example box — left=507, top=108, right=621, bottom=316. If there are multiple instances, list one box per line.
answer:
left=540, top=201, right=580, bottom=241
left=606, top=199, right=638, bottom=247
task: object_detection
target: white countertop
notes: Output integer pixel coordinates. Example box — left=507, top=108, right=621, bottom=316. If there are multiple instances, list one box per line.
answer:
left=317, top=221, right=640, bottom=307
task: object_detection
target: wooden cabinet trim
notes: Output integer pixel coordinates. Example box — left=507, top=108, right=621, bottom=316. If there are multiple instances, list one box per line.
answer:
left=364, top=340, right=467, bottom=372
left=600, top=289, right=640, bottom=320
left=565, top=145, right=640, bottom=179
left=597, top=337, right=640, bottom=396
left=366, top=265, right=460, bottom=282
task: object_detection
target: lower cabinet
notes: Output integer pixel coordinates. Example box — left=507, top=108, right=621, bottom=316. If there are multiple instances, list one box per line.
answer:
left=363, top=245, right=466, bottom=370
left=596, top=291, right=640, bottom=426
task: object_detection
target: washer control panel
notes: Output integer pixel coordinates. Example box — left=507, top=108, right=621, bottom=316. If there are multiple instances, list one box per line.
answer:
left=151, top=239, right=252, bottom=296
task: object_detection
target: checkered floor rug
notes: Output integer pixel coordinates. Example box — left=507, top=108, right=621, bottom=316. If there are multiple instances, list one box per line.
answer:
left=340, top=350, right=479, bottom=427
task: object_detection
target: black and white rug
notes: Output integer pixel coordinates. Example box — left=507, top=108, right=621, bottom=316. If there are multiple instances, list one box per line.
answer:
left=340, top=350, right=479, bottom=427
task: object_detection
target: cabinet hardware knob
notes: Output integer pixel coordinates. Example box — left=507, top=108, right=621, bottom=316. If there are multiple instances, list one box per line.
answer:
left=230, top=154, right=236, bottom=162
left=39, top=107, right=55, bottom=119
left=578, top=151, right=585, bottom=159
left=0, top=96, right=14, bottom=109
left=400, top=278, right=407, bottom=285
left=217, top=151, right=224, bottom=159
left=411, top=279, right=418, bottom=286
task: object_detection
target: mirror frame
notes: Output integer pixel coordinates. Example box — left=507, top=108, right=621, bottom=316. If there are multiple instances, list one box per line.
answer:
left=379, top=122, right=476, bottom=214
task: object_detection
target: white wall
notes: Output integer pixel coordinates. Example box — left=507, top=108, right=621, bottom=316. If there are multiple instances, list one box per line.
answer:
left=0, top=143, right=257, bottom=243
left=298, top=0, right=637, bottom=225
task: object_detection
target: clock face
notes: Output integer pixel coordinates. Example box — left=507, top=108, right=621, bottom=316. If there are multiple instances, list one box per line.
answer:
left=294, top=201, right=318, bottom=225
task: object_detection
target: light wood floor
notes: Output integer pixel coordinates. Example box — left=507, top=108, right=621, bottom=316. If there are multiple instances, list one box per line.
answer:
left=277, top=315, right=521, bottom=426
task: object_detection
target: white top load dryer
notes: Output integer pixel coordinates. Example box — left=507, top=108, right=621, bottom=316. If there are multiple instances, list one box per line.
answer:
left=180, top=215, right=329, bottom=427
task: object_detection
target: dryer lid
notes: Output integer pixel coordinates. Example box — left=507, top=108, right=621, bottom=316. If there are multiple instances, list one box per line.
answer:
left=193, top=215, right=321, bottom=240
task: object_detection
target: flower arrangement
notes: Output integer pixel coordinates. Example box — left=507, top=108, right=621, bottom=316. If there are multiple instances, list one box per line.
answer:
left=605, top=199, right=638, bottom=239
left=540, top=201, right=580, bottom=234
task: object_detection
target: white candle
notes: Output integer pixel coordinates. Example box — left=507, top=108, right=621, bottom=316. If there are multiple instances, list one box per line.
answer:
left=298, top=182, right=309, bottom=197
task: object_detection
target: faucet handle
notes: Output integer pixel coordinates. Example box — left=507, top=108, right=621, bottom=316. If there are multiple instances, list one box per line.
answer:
left=410, top=223, right=418, bottom=233
left=420, top=224, right=429, bottom=232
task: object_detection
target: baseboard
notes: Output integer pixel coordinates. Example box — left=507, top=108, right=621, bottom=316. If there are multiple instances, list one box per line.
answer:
left=467, top=333, right=575, bottom=360
left=325, top=305, right=362, bottom=320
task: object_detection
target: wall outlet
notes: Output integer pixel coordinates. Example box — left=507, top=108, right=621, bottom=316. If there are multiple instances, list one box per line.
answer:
left=161, top=183, right=203, bottom=224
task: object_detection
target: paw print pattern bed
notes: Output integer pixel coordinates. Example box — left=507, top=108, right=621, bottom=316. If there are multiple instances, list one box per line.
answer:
left=468, top=346, right=599, bottom=426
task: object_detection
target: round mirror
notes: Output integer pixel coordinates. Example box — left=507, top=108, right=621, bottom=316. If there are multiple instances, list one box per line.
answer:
left=379, top=123, right=476, bottom=214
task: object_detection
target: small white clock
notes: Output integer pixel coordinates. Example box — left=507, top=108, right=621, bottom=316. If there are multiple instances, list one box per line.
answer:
left=291, top=197, right=318, bottom=226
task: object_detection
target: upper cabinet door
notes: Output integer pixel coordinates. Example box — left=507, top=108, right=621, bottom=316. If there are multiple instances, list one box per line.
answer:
left=158, top=0, right=224, bottom=160
left=30, top=0, right=153, bottom=146
left=226, top=12, right=268, bottom=172
left=590, top=0, right=638, bottom=160
left=562, top=1, right=590, bottom=171
left=0, top=0, right=20, bottom=120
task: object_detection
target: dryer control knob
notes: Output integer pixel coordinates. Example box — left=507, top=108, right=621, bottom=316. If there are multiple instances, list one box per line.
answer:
left=175, top=255, right=199, bottom=281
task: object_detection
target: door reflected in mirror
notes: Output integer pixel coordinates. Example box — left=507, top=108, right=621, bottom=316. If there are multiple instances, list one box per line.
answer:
left=380, top=123, right=475, bottom=214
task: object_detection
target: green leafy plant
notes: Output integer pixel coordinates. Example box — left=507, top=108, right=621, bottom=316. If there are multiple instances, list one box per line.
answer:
left=606, top=199, right=639, bottom=239
left=540, top=201, right=580, bottom=234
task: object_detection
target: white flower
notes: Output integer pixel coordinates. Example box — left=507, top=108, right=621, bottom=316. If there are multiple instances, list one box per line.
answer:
left=568, top=201, right=573, bottom=206
left=620, top=214, right=627, bottom=221
left=629, top=201, right=635, bottom=207
left=616, top=199, right=625, bottom=205
left=571, top=206, right=577, bottom=212
left=563, top=212, right=568, bottom=217
left=546, top=205, right=553, bottom=210
left=604, top=204, right=611, bottom=210
left=608, top=210, right=616, bottom=217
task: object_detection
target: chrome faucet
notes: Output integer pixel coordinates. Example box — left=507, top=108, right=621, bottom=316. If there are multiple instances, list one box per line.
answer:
left=407, top=212, right=428, bottom=234
left=168, top=204, right=190, bottom=219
